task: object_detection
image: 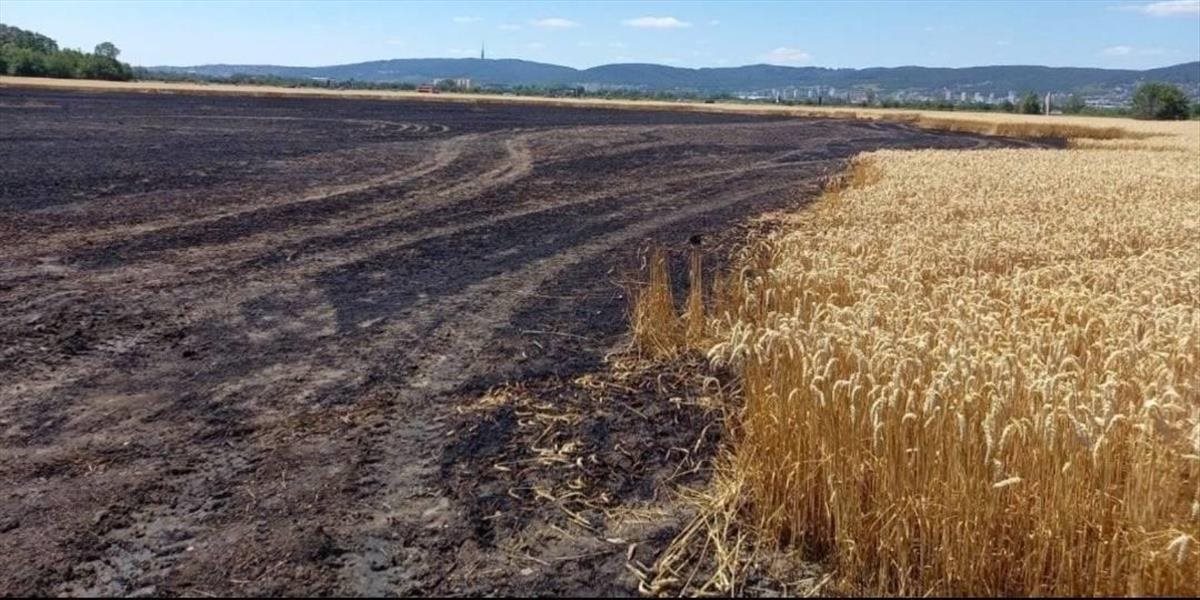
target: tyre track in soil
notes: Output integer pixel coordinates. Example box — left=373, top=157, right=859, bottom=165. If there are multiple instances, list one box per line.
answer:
left=0, top=88, right=1050, bottom=596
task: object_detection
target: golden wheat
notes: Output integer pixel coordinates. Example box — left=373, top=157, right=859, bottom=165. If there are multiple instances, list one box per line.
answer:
left=638, top=119, right=1200, bottom=595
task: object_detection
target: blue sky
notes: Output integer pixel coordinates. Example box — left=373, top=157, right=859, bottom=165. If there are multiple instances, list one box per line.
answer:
left=3, top=1, right=1198, bottom=69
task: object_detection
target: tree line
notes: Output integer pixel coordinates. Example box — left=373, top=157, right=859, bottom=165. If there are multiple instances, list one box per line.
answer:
left=1024, top=86, right=1191, bottom=120
left=791, top=84, right=1194, bottom=120
left=140, top=70, right=1200, bottom=120
left=0, top=23, right=133, bottom=81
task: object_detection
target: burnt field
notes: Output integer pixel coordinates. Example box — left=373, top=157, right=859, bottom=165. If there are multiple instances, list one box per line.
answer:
left=0, top=88, right=1039, bottom=596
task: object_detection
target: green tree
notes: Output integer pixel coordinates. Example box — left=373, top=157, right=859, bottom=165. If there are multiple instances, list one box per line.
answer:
left=93, top=41, right=119, bottom=59
left=0, top=23, right=58, bottom=53
left=1131, top=82, right=1191, bottom=120
left=5, top=45, right=46, bottom=76
left=1064, top=94, right=1087, bottom=114
left=1020, top=92, right=1042, bottom=115
left=43, top=49, right=77, bottom=78
left=0, top=23, right=132, bottom=81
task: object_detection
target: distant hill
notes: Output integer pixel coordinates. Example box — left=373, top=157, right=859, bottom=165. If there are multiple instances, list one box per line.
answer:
left=148, top=58, right=1200, bottom=95
left=150, top=58, right=577, bottom=86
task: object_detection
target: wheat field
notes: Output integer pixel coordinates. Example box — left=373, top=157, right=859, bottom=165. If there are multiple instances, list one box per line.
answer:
left=636, top=119, right=1200, bottom=595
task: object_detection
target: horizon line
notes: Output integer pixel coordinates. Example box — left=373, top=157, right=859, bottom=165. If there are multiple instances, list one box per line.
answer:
left=146, top=57, right=1200, bottom=72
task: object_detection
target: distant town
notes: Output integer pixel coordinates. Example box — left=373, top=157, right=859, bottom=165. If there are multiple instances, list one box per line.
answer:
left=730, top=84, right=1167, bottom=110
left=145, top=56, right=1199, bottom=115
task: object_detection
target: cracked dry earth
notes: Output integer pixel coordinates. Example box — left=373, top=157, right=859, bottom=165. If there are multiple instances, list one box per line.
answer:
left=0, top=88, right=1039, bottom=596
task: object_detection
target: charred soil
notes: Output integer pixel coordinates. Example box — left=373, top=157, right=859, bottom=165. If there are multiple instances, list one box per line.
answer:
left=0, top=88, right=1047, bottom=595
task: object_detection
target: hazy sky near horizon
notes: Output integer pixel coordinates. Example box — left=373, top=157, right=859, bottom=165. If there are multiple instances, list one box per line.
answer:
left=3, top=1, right=1198, bottom=70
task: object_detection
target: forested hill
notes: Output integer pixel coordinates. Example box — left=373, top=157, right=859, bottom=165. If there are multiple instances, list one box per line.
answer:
left=149, top=57, right=1200, bottom=94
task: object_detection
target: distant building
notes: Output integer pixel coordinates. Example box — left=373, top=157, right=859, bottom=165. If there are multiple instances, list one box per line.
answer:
left=454, top=78, right=472, bottom=90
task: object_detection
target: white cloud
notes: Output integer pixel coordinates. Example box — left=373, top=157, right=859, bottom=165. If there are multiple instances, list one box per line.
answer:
left=995, top=40, right=1012, bottom=47
left=532, top=17, right=580, bottom=29
left=608, top=41, right=628, bottom=49
left=498, top=23, right=522, bottom=31
left=1102, top=45, right=1167, bottom=56
left=526, top=42, right=546, bottom=50
left=452, top=16, right=482, bottom=24
left=447, top=48, right=473, bottom=56
left=709, top=19, right=721, bottom=26
left=384, top=39, right=406, bottom=46
left=763, top=47, right=813, bottom=64
left=1140, top=0, right=1200, bottom=16
left=623, top=16, right=692, bottom=28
